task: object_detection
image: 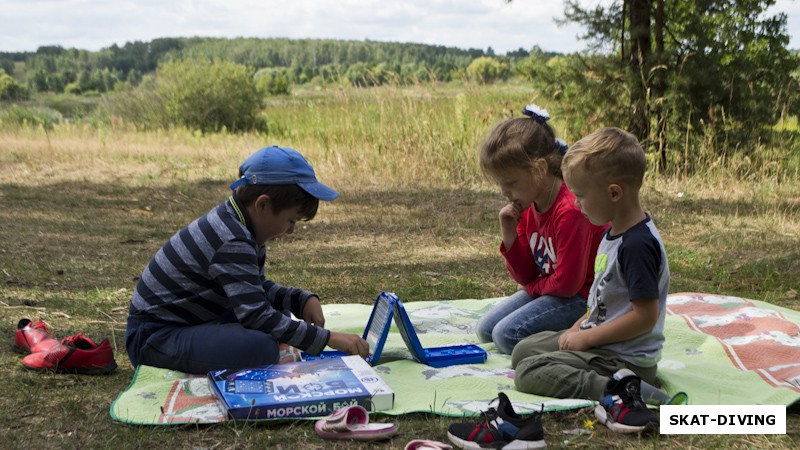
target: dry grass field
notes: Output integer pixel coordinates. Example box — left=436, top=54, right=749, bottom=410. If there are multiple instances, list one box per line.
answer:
left=1, top=84, right=798, bottom=449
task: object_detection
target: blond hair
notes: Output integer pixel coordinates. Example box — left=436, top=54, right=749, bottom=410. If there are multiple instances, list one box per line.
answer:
left=562, top=127, right=647, bottom=189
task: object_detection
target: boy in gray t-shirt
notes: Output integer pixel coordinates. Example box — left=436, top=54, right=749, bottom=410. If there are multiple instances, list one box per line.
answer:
left=511, top=127, right=676, bottom=434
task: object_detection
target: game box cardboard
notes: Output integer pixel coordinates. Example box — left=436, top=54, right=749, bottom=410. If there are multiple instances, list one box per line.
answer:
left=208, top=355, right=394, bottom=420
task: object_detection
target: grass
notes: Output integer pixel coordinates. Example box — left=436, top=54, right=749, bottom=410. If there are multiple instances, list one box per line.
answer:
left=1, top=83, right=799, bottom=449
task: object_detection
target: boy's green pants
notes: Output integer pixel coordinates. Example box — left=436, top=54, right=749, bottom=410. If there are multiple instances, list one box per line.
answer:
left=511, top=330, right=658, bottom=402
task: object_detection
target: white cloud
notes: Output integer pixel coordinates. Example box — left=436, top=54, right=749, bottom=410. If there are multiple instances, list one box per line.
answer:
left=773, top=0, right=800, bottom=48
left=0, top=0, right=797, bottom=54
left=0, top=0, right=582, bottom=53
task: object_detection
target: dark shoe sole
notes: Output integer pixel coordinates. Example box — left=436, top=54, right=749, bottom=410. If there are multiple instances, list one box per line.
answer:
left=12, top=345, right=30, bottom=354
left=447, top=431, right=547, bottom=450
left=594, top=405, right=659, bottom=434
left=23, top=361, right=118, bottom=375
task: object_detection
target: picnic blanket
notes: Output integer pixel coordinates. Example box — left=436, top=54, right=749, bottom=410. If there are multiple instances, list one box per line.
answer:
left=110, top=292, right=800, bottom=425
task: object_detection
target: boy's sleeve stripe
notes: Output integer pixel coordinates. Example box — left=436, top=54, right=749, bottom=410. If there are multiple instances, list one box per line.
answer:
left=199, top=214, right=225, bottom=248
left=214, top=250, right=255, bottom=266
left=181, top=225, right=210, bottom=267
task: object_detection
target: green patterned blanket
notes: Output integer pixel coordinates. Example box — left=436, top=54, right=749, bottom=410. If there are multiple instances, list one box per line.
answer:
left=110, top=293, right=800, bottom=425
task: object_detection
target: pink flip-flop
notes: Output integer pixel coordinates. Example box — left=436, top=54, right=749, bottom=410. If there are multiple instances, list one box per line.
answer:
left=314, top=405, right=398, bottom=441
left=404, top=439, right=453, bottom=450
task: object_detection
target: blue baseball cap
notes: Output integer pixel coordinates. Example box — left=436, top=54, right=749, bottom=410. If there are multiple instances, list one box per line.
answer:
left=229, top=146, right=339, bottom=201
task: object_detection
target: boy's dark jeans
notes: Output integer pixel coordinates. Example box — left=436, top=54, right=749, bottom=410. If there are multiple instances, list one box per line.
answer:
left=126, top=311, right=280, bottom=374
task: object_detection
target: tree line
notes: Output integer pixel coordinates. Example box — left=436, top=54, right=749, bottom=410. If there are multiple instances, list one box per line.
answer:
left=0, top=37, right=534, bottom=96
left=1, top=0, right=798, bottom=176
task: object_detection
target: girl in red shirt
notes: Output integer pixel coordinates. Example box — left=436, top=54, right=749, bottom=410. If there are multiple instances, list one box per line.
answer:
left=476, top=104, right=608, bottom=354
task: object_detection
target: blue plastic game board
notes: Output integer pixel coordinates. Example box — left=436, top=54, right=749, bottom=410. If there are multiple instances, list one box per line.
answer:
left=302, top=291, right=396, bottom=364
left=389, top=293, right=487, bottom=368
left=303, top=292, right=487, bottom=368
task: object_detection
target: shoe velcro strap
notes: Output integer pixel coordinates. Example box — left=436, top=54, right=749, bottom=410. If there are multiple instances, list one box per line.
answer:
left=614, top=406, right=632, bottom=424
left=472, top=417, right=507, bottom=445
left=44, top=345, right=75, bottom=369
left=496, top=420, right=520, bottom=439
left=470, top=425, right=501, bottom=445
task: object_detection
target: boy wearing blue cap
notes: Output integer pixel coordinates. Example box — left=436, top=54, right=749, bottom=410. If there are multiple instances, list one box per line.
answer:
left=126, top=146, right=368, bottom=374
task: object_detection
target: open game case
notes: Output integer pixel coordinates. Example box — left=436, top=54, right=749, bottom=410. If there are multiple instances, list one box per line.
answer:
left=390, top=294, right=488, bottom=368
left=302, top=290, right=396, bottom=364
left=207, top=355, right=394, bottom=420
left=304, top=291, right=487, bottom=368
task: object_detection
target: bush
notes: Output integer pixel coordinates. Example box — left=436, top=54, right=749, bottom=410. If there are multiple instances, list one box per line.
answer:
left=255, top=68, right=290, bottom=96
left=0, top=104, right=61, bottom=129
left=43, top=93, right=101, bottom=120
left=157, top=58, right=263, bottom=132
left=104, top=58, right=264, bottom=132
left=345, top=62, right=379, bottom=87
left=0, top=69, right=29, bottom=101
left=466, top=57, right=510, bottom=84
left=101, top=75, right=164, bottom=129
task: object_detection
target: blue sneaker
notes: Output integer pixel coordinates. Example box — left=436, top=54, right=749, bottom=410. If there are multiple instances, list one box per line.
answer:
left=595, top=369, right=659, bottom=434
left=447, top=392, right=546, bottom=449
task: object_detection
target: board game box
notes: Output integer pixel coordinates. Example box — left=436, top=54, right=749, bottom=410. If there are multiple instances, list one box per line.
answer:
left=207, top=355, right=394, bottom=420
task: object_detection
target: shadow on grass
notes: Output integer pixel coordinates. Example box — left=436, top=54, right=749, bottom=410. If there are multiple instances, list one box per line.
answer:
left=1, top=178, right=798, bottom=450
left=1, top=179, right=797, bottom=310
left=0, top=180, right=510, bottom=303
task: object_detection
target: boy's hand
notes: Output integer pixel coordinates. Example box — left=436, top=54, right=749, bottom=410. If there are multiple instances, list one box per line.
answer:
left=327, top=331, right=369, bottom=358
left=558, top=329, right=591, bottom=351
left=302, top=296, right=325, bottom=328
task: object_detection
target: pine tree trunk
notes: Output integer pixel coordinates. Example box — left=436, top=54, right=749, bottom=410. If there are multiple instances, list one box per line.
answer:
left=627, top=0, right=652, bottom=143
left=654, top=0, right=667, bottom=172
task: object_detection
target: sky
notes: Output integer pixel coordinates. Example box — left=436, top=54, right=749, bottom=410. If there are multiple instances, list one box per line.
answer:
left=1, top=0, right=799, bottom=55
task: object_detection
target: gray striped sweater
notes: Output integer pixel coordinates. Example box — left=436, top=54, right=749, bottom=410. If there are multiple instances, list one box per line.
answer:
left=128, top=194, right=330, bottom=355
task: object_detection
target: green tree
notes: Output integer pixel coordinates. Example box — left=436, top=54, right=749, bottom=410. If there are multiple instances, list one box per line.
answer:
left=520, top=54, right=628, bottom=142
left=790, top=62, right=800, bottom=118
left=0, top=58, right=13, bottom=76
left=28, top=69, right=50, bottom=93
left=559, top=0, right=798, bottom=170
